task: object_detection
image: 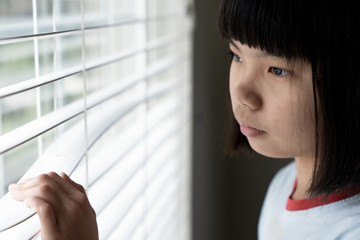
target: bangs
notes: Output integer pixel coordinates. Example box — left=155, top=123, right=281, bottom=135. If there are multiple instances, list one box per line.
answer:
left=219, top=0, right=312, bottom=61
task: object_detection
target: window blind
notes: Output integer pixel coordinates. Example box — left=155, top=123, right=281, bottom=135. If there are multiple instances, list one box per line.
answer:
left=0, top=0, right=193, bottom=239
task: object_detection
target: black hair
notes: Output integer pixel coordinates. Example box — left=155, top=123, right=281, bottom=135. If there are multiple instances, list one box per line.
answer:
left=219, top=0, right=360, bottom=197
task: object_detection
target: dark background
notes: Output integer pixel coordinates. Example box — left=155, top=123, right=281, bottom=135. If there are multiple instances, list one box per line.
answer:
left=191, top=0, right=291, bottom=239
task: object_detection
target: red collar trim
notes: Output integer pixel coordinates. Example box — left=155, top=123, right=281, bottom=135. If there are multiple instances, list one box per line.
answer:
left=286, top=180, right=359, bottom=211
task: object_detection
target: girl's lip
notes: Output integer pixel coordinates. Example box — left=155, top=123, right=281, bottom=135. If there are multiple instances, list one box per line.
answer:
left=240, top=123, right=265, bottom=137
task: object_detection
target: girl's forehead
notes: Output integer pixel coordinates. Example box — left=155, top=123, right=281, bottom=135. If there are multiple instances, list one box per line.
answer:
left=229, top=40, right=270, bottom=57
left=229, top=39, right=283, bottom=59
left=229, top=39, right=294, bottom=65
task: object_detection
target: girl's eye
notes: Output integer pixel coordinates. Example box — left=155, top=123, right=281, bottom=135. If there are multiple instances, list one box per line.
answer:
left=269, top=67, right=289, bottom=76
left=227, top=50, right=242, bottom=63
left=233, top=54, right=242, bottom=63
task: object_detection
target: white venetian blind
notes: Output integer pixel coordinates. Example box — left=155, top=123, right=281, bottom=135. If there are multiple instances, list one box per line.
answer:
left=0, top=0, right=193, bottom=239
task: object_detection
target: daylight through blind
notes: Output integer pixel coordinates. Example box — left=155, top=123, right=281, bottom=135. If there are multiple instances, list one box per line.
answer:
left=0, top=0, right=193, bottom=239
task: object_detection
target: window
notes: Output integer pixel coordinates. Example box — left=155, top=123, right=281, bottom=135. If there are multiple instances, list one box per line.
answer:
left=0, top=0, right=193, bottom=239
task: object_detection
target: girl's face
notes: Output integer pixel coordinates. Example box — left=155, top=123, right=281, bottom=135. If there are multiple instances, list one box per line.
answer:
left=229, top=40, right=315, bottom=159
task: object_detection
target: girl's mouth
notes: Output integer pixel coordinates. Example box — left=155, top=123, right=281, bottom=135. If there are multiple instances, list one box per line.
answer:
left=240, top=123, right=265, bottom=137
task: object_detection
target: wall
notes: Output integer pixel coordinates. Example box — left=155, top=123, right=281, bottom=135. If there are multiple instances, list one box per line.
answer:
left=191, top=0, right=291, bottom=239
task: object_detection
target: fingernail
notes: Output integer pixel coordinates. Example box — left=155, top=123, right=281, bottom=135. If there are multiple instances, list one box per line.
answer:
left=9, top=186, right=19, bottom=195
left=8, top=184, right=18, bottom=191
left=9, top=184, right=21, bottom=194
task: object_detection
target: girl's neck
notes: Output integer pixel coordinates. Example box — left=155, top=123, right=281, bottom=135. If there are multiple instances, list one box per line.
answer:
left=292, top=157, right=315, bottom=200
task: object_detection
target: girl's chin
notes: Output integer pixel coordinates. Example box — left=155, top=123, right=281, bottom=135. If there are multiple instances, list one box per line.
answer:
left=248, top=140, right=293, bottom=159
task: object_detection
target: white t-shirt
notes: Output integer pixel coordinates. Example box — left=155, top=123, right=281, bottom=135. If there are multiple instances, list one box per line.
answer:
left=258, top=161, right=360, bottom=240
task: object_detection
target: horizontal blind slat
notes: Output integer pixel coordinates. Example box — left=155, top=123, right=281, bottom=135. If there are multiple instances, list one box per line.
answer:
left=90, top=137, right=181, bottom=238
left=0, top=93, right=140, bottom=231
left=87, top=122, right=181, bottom=214
left=106, top=194, right=145, bottom=240
left=108, top=154, right=180, bottom=240
left=0, top=32, right=189, bottom=98
left=0, top=73, right=182, bottom=232
left=72, top=98, right=181, bottom=189
left=0, top=210, right=40, bottom=239
left=96, top=168, right=145, bottom=239
left=0, top=55, right=182, bottom=154
left=0, top=12, right=190, bottom=44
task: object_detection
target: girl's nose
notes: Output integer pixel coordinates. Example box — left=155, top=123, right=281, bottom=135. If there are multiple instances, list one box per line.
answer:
left=231, top=71, right=262, bottom=110
left=234, top=86, right=262, bottom=110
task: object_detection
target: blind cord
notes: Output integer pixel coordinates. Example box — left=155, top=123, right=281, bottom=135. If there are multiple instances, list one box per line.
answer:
left=80, top=0, right=90, bottom=193
left=141, top=0, right=151, bottom=238
left=52, top=0, right=59, bottom=155
left=0, top=103, right=3, bottom=197
left=32, top=0, right=43, bottom=155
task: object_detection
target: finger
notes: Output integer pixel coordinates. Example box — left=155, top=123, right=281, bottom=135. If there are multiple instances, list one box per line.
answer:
left=45, top=172, right=75, bottom=195
left=23, top=196, right=60, bottom=239
left=12, top=173, right=60, bottom=193
left=60, top=172, right=86, bottom=194
left=19, top=172, right=73, bottom=197
left=9, top=172, right=87, bottom=215
left=45, top=172, right=87, bottom=197
left=9, top=174, right=62, bottom=200
left=8, top=183, right=21, bottom=195
left=59, top=173, right=96, bottom=216
left=9, top=183, right=60, bottom=208
left=45, top=173, right=91, bottom=214
left=8, top=177, right=33, bottom=192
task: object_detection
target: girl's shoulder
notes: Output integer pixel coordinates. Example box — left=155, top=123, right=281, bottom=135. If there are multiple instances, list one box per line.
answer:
left=259, top=161, right=296, bottom=217
left=259, top=161, right=360, bottom=239
left=267, top=161, right=296, bottom=197
left=307, top=208, right=360, bottom=240
left=258, top=161, right=296, bottom=218
left=258, top=161, right=296, bottom=238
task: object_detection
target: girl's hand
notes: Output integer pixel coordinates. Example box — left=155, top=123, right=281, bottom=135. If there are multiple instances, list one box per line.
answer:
left=8, top=172, right=98, bottom=240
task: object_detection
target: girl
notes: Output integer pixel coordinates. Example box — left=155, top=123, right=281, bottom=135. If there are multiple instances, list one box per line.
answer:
left=8, top=0, right=360, bottom=239
left=219, top=0, right=360, bottom=239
